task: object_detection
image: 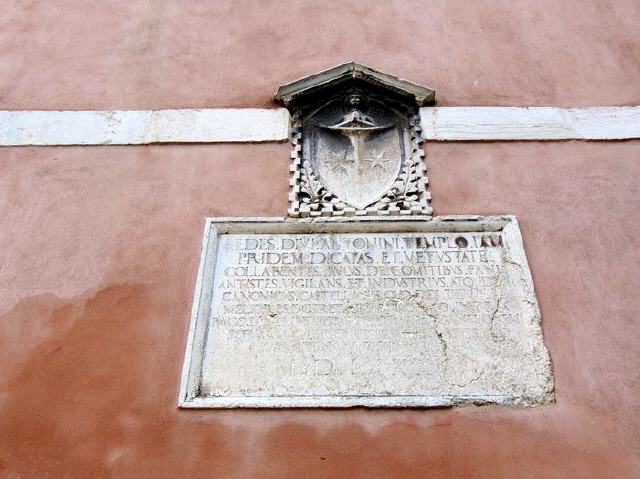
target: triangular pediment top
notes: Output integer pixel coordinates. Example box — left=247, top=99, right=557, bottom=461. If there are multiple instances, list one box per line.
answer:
left=274, top=62, right=436, bottom=107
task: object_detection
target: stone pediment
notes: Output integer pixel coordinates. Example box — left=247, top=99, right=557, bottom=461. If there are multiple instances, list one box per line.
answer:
left=275, top=61, right=436, bottom=108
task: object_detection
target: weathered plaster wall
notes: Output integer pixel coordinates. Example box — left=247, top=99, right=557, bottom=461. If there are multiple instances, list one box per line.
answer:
left=1, top=1, right=639, bottom=478
left=2, top=141, right=639, bottom=478
left=1, top=0, right=639, bottom=109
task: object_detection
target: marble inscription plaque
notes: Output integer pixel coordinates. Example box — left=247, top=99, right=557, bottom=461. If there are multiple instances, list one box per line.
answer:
left=179, top=217, right=553, bottom=408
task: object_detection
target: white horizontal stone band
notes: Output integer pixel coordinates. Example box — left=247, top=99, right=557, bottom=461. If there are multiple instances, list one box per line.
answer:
left=419, top=106, right=640, bottom=141
left=0, top=108, right=289, bottom=145
left=0, top=106, right=638, bottom=146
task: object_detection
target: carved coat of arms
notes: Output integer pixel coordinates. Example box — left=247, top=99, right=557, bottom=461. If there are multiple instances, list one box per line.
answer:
left=314, top=92, right=402, bottom=210
left=275, top=62, right=435, bottom=217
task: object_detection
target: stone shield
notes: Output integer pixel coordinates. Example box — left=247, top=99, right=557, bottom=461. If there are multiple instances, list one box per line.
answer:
left=313, top=126, right=403, bottom=210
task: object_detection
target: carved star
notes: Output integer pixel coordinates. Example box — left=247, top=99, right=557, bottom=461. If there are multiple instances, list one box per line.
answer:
left=327, top=151, right=352, bottom=173
left=366, top=151, right=393, bottom=170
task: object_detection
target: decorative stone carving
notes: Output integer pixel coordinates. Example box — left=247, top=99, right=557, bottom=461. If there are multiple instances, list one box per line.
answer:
left=177, top=64, right=555, bottom=410
left=276, top=62, right=436, bottom=218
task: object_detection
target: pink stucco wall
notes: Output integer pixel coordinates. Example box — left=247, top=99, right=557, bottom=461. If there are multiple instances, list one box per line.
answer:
left=1, top=1, right=639, bottom=477
left=2, top=0, right=639, bottom=109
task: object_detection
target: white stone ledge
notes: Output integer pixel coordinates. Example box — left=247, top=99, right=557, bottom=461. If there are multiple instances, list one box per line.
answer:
left=419, top=106, right=640, bottom=141
left=0, top=106, right=638, bottom=146
left=0, top=108, right=290, bottom=146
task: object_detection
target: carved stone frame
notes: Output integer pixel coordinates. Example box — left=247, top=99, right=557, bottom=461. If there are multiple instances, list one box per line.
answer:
left=288, top=110, right=432, bottom=218
left=277, top=62, right=435, bottom=219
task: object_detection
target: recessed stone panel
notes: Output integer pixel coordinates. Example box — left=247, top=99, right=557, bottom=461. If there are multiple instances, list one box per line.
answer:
left=179, top=217, right=553, bottom=408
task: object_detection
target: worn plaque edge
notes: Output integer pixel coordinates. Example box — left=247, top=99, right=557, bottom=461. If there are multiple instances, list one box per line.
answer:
left=178, top=215, right=554, bottom=409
